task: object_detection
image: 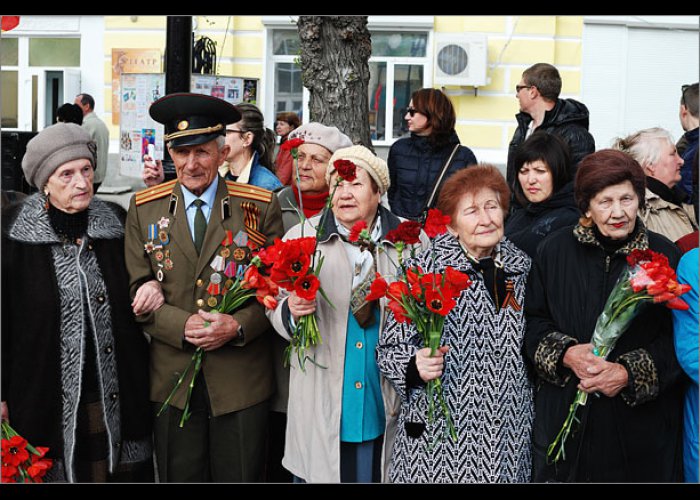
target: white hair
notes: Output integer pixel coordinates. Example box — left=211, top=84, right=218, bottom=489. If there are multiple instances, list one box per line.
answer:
left=611, top=127, right=675, bottom=170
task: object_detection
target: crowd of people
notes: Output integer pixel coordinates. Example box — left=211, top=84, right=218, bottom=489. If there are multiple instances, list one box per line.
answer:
left=1, top=62, right=698, bottom=484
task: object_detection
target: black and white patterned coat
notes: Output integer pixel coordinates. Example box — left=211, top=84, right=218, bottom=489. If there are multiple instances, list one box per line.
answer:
left=377, top=233, right=533, bottom=483
left=1, top=193, right=152, bottom=482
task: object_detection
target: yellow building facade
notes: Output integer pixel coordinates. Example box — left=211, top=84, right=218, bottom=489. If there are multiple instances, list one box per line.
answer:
left=101, top=15, right=587, bottom=165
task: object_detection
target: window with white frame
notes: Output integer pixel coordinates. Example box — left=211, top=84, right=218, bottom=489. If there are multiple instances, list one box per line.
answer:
left=270, top=30, right=303, bottom=122
left=368, top=31, right=428, bottom=143
left=1, top=35, right=80, bottom=131
left=265, top=18, right=430, bottom=145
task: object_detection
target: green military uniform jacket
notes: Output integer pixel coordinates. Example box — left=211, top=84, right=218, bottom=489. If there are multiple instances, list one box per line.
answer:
left=125, top=178, right=284, bottom=417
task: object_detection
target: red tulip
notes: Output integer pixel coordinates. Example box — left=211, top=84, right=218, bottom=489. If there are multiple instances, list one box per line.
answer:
left=425, top=288, right=457, bottom=316
left=294, top=273, right=320, bottom=301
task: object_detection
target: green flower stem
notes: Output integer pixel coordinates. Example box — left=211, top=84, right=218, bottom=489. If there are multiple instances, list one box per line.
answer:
left=284, top=312, right=325, bottom=372
left=179, top=348, right=204, bottom=427
left=609, top=294, right=650, bottom=324
left=423, top=327, right=457, bottom=442
left=546, top=392, right=584, bottom=463
left=157, top=282, right=255, bottom=427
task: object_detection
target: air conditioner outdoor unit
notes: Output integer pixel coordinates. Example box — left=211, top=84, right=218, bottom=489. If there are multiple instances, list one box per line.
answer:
left=434, top=33, right=488, bottom=87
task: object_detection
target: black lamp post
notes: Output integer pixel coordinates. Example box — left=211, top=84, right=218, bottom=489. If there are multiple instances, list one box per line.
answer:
left=162, top=16, right=193, bottom=180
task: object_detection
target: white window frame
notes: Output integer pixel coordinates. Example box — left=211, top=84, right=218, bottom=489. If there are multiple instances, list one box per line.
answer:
left=262, top=16, right=434, bottom=145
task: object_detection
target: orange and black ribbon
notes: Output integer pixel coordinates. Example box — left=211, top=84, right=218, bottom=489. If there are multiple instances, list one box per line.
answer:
left=241, top=201, right=266, bottom=249
left=500, top=280, right=522, bottom=311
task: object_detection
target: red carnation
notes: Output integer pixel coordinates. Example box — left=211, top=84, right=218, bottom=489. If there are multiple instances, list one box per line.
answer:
left=349, top=220, right=367, bottom=243
left=386, top=220, right=421, bottom=245
left=365, top=272, right=388, bottom=302
left=334, top=159, right=357, bottom=182
left=423, top=208, right=451, bottom=238
left=280, top=137, right=305, bottom=151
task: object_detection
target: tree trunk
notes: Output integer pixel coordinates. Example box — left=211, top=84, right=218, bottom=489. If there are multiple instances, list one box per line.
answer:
left=297, top=16, right=373, bottom=151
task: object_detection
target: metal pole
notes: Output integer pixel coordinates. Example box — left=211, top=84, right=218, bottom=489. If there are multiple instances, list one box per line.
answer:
left=162, top=16, right=193, bottom=180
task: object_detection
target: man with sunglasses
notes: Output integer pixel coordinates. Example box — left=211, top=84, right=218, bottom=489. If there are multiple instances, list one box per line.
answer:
left=677, top=83, right=698, bottom=206
left=506, top=63, right=595, bottom=209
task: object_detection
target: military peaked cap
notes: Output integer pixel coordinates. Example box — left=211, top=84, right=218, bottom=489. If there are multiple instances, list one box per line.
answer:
left=149, top=92, right=241, bottom=148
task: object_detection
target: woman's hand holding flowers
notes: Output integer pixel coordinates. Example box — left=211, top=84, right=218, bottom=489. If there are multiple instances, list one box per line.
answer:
left=577, top=360, right=628, bottom=397
left=416, top=346, right=450, bottom=383
left=287, top=292, right=317, bottom=323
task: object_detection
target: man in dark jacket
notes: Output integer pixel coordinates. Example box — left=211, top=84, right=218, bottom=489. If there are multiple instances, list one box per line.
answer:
left=506, top=63, right=595, bottom=204
left=677, top=82, right=698, bottom=204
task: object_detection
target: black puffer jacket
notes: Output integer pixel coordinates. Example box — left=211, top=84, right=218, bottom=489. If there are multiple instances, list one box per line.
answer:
left=524, top=221, right=684, bottom=482
left=504, top=181, right=580, bottom=258
left=506, top=99, right=595, bottom=193
left=388, top=132, right=477, bottom=220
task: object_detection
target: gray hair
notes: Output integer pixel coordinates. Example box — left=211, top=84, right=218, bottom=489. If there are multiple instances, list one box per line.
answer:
left=611, top=127, right=675, bottom=170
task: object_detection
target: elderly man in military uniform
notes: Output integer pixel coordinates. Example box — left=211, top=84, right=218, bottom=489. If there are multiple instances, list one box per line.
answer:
left=124, top=93, right=284, bottom=482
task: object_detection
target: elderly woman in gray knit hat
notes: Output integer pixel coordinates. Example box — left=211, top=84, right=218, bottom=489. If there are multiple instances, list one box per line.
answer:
left=266, top=145, right=430, bottom=483
left=2, top=123, right=162, bottom=482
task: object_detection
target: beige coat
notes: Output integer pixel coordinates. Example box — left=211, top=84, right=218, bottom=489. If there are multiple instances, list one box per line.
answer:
left=640, top=188, right=697, bottom=243
left=266, top=206, right=429, bottom=483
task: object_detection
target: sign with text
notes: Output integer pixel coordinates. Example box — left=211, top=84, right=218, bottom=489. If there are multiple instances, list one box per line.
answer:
left=112, top=49, right=161, bottom=125
left=119, top=73, right=165, bottom=178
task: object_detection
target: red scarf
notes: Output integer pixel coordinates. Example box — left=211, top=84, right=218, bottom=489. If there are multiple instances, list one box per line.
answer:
left=292, top=184, right=328, bottom=218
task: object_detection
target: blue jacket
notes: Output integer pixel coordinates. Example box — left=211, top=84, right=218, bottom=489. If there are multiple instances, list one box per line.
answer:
left=679, top=128, right=698, bottom=204
left=387, top=132, right=477, bottom=220
left=224, top=151, right=283, bottom=192
left=672, top=247, right=699, bottom=483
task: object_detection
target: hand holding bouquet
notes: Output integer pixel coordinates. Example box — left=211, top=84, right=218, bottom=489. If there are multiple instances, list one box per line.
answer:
left=547, top=249, right=691, bottom=463
left=364, top=210, right=471, bottom=442
left=157, top=255, right=273, bottom=427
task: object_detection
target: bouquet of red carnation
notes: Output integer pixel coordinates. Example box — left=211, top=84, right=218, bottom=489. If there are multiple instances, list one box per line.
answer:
left=363, top=210, right=471, bottom=442
left=547, top=248, right=691, bottom=463
left=158, top=255, right=274, bottom=427
left=1, top=421, right=53, bottom=483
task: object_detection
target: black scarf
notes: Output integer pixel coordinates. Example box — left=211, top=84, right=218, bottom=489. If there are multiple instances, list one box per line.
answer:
left=47, top=203, right=89, bottom=243
left=646, top=176, right=685, bottom=206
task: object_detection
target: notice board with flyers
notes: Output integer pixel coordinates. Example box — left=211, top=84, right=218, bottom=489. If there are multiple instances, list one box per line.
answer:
left=118, top=73, right=259, bottom=178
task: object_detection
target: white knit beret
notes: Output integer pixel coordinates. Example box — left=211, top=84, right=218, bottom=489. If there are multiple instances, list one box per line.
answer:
left=327, top=145, right=390, bottom=194
left=288, top=122, right=352, bottom=154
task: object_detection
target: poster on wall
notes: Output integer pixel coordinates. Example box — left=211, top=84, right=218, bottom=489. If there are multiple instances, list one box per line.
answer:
left=191, top=75, right=259, bottom=105
left=119, top=73, right=165, bottom=178
left=112, top=49, right=161, bottom=125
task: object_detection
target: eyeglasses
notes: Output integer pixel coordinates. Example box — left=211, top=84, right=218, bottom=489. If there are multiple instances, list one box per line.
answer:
left=516, top=85, right=533, bottom=93
left=226, top=129, right=246, bottom=135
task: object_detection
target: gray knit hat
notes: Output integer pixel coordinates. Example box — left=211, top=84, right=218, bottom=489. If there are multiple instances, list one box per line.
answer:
left=22, top=123, right=96, bottom=189
left=288, top=122, right=352, bottom=154
left=327, top=145, right=391, bottom=194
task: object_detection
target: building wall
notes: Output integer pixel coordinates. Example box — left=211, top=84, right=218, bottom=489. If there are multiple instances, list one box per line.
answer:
left=434, top=16, right=584, bottom=166
left=101, top=16, right=586, bottom=167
